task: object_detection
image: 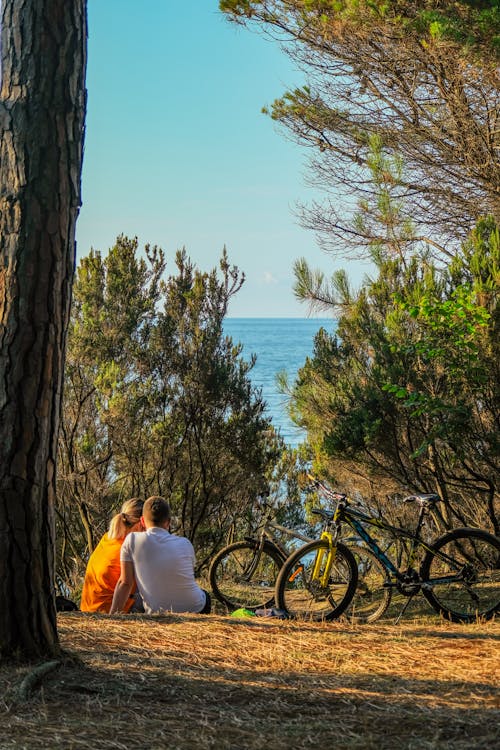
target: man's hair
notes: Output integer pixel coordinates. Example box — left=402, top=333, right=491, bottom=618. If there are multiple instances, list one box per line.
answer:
left=143, top=495, right=171, bottom=526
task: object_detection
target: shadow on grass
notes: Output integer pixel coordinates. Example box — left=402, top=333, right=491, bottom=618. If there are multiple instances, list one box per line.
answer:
left=3, top=658, right=498, bottom=750
left=2, top=613, right=498, bottom=750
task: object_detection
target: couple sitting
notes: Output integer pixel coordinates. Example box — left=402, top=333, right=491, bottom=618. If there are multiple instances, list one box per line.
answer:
left=80, top=496, right=211, bottom=615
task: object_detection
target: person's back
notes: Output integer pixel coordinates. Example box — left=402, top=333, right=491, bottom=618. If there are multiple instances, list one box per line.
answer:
left=110, top=496, right=210, bottom=615
left=124, top=526, right=205, bottom=613
left=80, top=533, right=123, bottom=612
left=81, top=497, right=144, bottom=613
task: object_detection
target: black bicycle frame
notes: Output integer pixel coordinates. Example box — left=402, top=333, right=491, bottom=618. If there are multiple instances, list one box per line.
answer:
left=336, top=502, right=442, bottom=582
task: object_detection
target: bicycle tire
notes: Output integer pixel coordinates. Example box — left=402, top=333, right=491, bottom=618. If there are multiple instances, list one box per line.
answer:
left=275, top=539, right=358, bottom=621
left=345, top=544, right=392, bottom=623
left=420, top=527, right=500, bottom=623
left=209, top=540, right=285, bottom=612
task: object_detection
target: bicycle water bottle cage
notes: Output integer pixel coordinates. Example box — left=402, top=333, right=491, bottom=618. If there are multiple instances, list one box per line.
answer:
left=403, top=493, right=440, bottom=508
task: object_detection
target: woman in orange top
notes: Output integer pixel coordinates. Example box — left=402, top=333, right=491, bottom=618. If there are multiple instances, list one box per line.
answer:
left=80, top=498, right=144, bottom=613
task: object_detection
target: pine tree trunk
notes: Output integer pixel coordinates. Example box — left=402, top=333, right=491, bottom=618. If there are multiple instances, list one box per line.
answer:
left=0, top=0, right=87, bottom=658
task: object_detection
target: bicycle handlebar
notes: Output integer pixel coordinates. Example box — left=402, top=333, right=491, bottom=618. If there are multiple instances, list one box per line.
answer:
left=306, top=474, right=348, bottom=503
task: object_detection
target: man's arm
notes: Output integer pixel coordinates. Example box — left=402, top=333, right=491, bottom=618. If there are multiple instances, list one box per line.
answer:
left=110, top=560, right=136, bottom=614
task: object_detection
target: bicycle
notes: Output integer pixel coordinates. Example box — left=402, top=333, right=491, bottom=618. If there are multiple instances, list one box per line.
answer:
left=275, top=476, right=500, bottom=623
left=299, top=478, right=406, bottom=623
left=210, top=494, right=390, bottom=622
left=209, top=494, right=317, bottom=613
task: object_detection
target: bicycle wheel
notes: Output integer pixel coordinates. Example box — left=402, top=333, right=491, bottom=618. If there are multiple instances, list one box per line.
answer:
left=421, top=527, right=500, bottom=623
left=345, top=544, right=392, bottom=623
left=275, top=539, right=358, bottom=621
left=209, top=540, right=285, bottom=612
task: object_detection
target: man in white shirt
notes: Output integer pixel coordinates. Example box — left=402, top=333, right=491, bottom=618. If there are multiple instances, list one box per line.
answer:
left=110, top=496, right=211, bottom=615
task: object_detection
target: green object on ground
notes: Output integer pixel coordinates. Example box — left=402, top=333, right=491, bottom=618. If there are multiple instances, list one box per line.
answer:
left=230, top=608, right=256, bottom=618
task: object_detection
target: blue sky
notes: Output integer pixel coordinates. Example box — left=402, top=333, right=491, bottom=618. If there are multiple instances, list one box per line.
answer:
left=77, top=1, right=368, bottom=317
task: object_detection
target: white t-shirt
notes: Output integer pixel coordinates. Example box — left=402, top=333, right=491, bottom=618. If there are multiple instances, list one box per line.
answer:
left=120, top=527, right=206, bottom=614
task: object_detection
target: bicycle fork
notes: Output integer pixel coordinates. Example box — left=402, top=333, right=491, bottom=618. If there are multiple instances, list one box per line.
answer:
left=311, top=530, right=337, bottom=587
left=287, top=532, right=337, bottom=586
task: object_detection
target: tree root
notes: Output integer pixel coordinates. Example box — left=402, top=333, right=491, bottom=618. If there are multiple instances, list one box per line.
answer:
left=17, top=660, right=61, bottom=701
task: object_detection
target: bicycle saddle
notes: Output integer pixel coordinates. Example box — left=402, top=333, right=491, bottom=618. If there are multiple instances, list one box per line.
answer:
left=404, top=493, right=440, bottom=507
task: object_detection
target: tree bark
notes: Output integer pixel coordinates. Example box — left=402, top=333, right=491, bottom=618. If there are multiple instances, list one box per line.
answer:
left=0, top=0, right=87, bottom=658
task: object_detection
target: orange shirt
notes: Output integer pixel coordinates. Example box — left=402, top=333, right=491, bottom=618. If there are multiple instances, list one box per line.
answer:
left=80, top=533, right=134, bottom=613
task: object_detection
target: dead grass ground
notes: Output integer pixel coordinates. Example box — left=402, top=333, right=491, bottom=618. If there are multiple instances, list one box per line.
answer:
left=1, top=612, right=499, bottom=749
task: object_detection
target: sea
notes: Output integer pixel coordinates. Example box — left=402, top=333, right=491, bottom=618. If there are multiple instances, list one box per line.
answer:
left=223, top=318, right=335, bottom=447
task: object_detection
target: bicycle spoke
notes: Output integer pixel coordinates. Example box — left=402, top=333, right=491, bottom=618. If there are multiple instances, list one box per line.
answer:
left=210, top=541, right=284, bottom=611
left=345, top=545, right=392, bottom=623
left=276, top=540, right=357, bottom=621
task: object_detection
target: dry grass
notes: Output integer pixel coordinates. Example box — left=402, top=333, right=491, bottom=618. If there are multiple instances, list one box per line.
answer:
left=1, top=612, right=499, bottom=749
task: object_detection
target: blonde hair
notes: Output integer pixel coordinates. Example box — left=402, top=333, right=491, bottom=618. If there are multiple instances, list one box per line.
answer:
left=108, top=497, right=143, bottom=540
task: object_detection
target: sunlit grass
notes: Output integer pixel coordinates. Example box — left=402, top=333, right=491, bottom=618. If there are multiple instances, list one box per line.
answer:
left=1, top=611, right=498, bottom=749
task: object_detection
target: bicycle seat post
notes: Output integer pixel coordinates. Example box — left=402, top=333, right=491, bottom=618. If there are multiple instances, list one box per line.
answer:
left=414, top=502, right=428, bottom=539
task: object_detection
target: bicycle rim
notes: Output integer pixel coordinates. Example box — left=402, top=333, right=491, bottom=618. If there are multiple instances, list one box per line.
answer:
left=421, top=528, right=500, bottom=623
left=209, top=541, right=284, bottom=612
left=345, top=545, right=392, bottom=624
left=275, top=540, right=358, bottom=621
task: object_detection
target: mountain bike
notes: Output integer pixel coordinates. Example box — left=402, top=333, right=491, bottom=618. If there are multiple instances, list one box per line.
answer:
left=210, top=495, right=390, bottom=622
left=209, top=496, right=316, bottom=613
left=275, top=476, right=500, bottom=623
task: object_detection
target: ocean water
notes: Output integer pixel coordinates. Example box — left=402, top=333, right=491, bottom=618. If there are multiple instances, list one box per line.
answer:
left=223, top=318, right=334, bottom=447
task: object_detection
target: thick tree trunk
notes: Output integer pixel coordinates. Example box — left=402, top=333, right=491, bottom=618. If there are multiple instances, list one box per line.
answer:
left=0, top=0, right=87, bottom=658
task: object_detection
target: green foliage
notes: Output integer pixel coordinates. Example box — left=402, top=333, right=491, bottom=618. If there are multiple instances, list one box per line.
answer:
left=288, top=216, right=499, bottom=531
left=56, top=238, right=286, bottom=592
left=288, top=143, right=498, bottom=530
left=220, top=0, right=499, bottom=534
left=391, top=285, right=491, bottom=381
left=221, top=0, right=499, bottom=259
left=411, top=3, right=500, bottom=54
left=221, top=0, right=500, bottom=58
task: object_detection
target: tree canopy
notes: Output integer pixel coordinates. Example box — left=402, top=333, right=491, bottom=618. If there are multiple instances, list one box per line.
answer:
left=56, top=238, right=286, bottom=593
left=291, top=216, right=499, bottom=532
left=220, top=1, right=499, bottom=530
left=221, top=1, right=499, bottom=57
left=221, top=0, right=499, bottom=258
